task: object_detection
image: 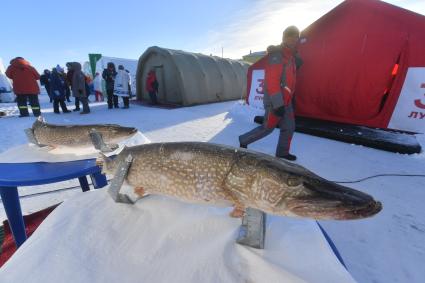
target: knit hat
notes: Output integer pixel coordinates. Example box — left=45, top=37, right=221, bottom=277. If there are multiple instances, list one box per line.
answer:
left=283, top=26, right=300, bottom=38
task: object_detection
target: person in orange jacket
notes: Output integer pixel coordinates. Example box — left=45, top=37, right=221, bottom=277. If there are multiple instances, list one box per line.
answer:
left=6, top=57, right=41, bottom=117
left=239, top=26, right=300, bottom=161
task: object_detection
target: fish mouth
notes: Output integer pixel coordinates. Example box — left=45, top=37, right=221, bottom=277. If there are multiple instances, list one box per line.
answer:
left=287, top=179, right=382, bottom=220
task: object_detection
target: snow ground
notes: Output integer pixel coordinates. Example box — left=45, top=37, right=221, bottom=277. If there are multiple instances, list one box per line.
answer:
left=1, top=93, right=425, bottom=283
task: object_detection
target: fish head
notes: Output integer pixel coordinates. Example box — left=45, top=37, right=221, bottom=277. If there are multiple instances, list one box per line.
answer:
left=253, top=161, right=382, bottom=220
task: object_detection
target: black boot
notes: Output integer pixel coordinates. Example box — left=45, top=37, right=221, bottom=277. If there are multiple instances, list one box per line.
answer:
left=279, top=154, right=297, bottom=161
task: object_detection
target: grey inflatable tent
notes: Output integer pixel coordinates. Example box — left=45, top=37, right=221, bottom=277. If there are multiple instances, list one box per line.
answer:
left=136, top=46, right=250, bottom=106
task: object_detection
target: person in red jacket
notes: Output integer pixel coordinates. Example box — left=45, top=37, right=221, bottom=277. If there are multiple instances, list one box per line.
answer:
left=145, top=69, right=158, bottom=105
left=239, top=26, right=300, bottom=161
left=6, top=57, right=41, bottom=117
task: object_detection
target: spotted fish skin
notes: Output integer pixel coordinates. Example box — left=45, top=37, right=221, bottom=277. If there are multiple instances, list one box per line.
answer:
left=100, top=142, right=382, bottom=220
left=29, top=117, right=137, bottom=148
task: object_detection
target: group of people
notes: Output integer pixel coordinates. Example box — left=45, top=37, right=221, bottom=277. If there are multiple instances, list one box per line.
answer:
left=39, top=63, right=90, bottom=114
left=6, top=25, right=298, bottom=160
left=5, top=58, right=137, bottom=116
left=101, top=62, right=132, bottom=109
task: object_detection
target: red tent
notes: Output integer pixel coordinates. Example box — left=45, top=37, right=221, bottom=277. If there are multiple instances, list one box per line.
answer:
left=246, top=0, right=425, bottom=133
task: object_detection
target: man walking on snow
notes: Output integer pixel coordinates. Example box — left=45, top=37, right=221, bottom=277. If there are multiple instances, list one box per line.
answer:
left=239, top=26, right=300, bottom=161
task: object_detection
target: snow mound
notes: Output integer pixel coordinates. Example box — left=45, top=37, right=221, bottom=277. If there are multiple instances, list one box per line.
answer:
left=0, top=189, right=354, bottom=283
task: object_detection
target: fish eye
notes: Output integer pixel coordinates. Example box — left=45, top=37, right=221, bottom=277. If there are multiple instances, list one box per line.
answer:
left=287, top=176, right=301, bottom=187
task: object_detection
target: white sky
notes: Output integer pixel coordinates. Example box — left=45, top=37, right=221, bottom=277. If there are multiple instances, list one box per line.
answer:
left=201, top=0, right=425, bottom=58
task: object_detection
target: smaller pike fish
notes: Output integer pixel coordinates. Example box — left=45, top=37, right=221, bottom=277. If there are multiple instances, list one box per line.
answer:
left=26, top=117, right=137, bottom=151
left=97, top=142, right=382, bottom=221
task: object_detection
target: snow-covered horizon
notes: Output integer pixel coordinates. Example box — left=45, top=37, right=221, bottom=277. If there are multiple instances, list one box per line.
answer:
left=1, top=93, right=424, bottom=283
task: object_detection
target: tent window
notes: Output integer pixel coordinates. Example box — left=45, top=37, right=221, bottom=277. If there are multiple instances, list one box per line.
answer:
left=391, top=64, right=399, bottom=76
left=380, top=56, right=401, bottom=111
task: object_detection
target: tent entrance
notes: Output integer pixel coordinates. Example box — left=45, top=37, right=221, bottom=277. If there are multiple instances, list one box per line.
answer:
left=152, top=65, right=166, bottom=103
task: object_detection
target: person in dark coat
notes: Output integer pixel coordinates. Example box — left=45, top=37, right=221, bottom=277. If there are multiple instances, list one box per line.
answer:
left=102, top=62, right=118, bottom=109
left=126, top=69, right=132, bottom=98
left=5, top=57, right=41, bottom=117
left=57, top=65, right=71, bottom=102
left=40, top=69, right=52, bottom=103
left=70, top=62, right=90, bottom=114
left=66, top=62, right=80, bottom=111
left=146, top=69, right=158, bottom=105
left=50, top=68, right=71, bottom=114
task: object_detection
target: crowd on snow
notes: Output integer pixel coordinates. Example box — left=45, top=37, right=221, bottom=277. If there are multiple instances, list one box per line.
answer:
left=4, top=57, right=159, bottom=117
left=6, top=25, right=298, bottom=161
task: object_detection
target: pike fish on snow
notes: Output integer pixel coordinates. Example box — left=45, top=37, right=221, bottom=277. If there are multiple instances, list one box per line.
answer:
left=25, top=116, right=138, bottom=152
left=98, top=142, right=382, bottom=220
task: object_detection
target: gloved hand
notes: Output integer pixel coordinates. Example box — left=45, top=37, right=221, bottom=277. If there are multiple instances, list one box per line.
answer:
left=78, top=89, right=83, bottom=95
left=273, top=106, right=285, bottom=117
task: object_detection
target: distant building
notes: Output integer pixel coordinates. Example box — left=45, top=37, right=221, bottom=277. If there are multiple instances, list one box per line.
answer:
left=242, top=51, right=266, bottom=63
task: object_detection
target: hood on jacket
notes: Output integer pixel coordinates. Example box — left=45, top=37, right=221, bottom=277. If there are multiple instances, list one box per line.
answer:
left=266, top=45, right=282, bottom=54
left=10, top=58, right=32, bottom=70
left=71, top=62, right=82, bottom=72
left=267, top=44, right=298, bottom=57
left=107, top=62, right=116, bottom=70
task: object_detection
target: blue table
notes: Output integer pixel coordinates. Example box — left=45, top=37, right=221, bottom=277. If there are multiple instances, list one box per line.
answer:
left=0, top=159, right=108, bottom=248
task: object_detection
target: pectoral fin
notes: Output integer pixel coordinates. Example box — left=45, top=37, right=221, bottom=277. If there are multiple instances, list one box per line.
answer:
left=89, top=129, right=118, bottom=152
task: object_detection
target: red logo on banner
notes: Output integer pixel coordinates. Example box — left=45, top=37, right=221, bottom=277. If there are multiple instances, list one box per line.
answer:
left=414, top=83, right=425, bottom=109
left=256, top=79, right=264, bottom=94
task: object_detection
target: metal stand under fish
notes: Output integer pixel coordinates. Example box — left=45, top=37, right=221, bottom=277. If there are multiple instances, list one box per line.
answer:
left=97, top=142, right=383, bottom=249
left=236, top=208, right=266, bottom=249
left=106, top=153, right=135, bottom=204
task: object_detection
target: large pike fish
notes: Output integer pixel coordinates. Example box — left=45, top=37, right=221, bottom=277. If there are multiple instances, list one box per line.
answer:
left=25, top=117, right=137, bottom=151
left=98, top=142, right=382, bottom=220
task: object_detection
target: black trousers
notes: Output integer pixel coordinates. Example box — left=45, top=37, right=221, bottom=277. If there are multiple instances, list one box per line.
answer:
left=149, top=91, right=158, bottom=105
left=65, top=86, right=71, bottom=102
left=53, top=98, right=69, bottom=113
left=107, top=89, right=118, bottom=108
left=75, top=97, right=80, bottom=110
left=16, top=94, right=41, bottom=117
left=45, top=85, right=52, bottom=102
left=122, top=96, right=129, bottom=107
left=79, top=96, right=90, bottom=113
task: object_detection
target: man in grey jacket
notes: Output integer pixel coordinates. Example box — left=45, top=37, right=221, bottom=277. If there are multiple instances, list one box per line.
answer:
left=239, top=26, right=300, bottom=161
left=70, top=62, right=90, bottom=114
